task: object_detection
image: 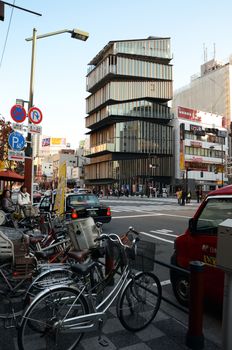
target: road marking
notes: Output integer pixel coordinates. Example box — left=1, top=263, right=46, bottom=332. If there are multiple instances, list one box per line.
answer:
left=112, top=214, right=162, bottom=219
left=160, top=279, right=171, bottom=286
left=158, top=213, right=192, bottom=219
left=150, top=230, right=178, bottom=238
left=140, top=231, right=174, bottom=244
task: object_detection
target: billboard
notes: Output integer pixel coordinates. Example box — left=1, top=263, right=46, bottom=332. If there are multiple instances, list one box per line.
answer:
left=42, top=138, right=50, bottom=147
left=51, top=138, right=66, bottom=145
left=42, top=137, right=66, bottom=147
left=178, top=106, right=224, bottom=128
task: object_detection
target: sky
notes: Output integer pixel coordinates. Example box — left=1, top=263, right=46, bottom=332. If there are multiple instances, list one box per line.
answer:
left=0, top=0, right=232, bottom=148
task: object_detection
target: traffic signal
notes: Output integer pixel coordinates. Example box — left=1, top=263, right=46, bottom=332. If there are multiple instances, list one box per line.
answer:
left=180, top=123, right=185, bottom=140
left=0, top=1, right=4, bottom=21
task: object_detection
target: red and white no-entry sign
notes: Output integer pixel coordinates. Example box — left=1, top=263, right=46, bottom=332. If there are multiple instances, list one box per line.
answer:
left=28, top=107, right=43, bottom=124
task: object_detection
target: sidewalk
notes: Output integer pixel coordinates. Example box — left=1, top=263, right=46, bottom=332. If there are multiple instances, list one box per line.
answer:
left=0, top=290, right=221, bottom=350
left=78, top=305, right=221, bottom=350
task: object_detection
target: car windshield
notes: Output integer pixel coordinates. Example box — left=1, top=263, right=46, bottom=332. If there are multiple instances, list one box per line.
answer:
left=196, top=197, right=232, bottom=233
left=69, top=194, right=100, bottom=206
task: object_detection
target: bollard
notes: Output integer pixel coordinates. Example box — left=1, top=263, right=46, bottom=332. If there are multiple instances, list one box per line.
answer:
left=221, top=271, right=232, bottom=350
left=105, top=239, right=114, bottom=277
left=186, top=261, right=205, bottom=350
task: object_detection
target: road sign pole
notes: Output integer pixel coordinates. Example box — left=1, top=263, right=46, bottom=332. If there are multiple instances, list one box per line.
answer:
left=24, top=28, right=37, bottom=197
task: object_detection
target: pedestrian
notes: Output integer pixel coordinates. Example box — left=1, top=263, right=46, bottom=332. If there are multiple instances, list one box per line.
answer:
left=196, top=189, right=200, bottom=203
left=181, top=190, right=186, bottom=206
left=1, top=189, right=16, bottom=213
left=187, top=191, right=191, bottom=203
left=177, top=189, right=182, bottom=205
left=18, top=185, right=31, bottom=217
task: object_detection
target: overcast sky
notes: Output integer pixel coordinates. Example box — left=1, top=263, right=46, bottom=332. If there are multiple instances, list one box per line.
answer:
left=0, top=0, right=231, bottom=148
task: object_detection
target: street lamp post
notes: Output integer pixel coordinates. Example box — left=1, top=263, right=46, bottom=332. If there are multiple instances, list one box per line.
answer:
left=24, top=27, right=89, bottom=197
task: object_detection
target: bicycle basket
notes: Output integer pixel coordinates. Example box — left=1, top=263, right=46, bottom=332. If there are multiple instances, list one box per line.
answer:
left=23, top=205, right=39, bottom=217
left=66, top=217, right=99, bottom=250
left=129, top=240, right=156, bottom=272
left=13, top=255, right=37, bottom=279
left=0, top=227, right=25, bottom=262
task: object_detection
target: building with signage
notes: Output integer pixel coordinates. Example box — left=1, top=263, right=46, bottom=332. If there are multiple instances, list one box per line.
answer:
left=172, top=57, right=232, bottom=180
left=34, top=136, right=68, bottom=181
left=173, top=106, right=228, bottom=192
left=84, top=37, right=174, bottom=193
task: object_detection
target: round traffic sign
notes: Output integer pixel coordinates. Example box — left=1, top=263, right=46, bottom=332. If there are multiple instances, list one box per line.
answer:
left=28, top=107, right=43, bottom=124
left=10, top=104, right=27, bottom=123
left=8, top=131, right=25, bottom=151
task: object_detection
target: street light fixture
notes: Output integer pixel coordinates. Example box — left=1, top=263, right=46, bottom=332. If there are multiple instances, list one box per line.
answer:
left=25, top=28, right=89, bottom=42
left=24, top=27, right=89, bottom=197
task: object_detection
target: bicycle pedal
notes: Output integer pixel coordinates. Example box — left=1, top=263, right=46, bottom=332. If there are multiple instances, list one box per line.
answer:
left=98, top=336, right=109, bottom=347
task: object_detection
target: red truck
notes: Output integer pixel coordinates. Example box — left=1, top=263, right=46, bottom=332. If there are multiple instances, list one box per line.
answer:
left=170, top=185, right=232, bottom=306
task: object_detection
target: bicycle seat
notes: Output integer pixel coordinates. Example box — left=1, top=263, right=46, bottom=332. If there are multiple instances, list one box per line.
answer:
left=67, top=249, right=89, bottom=262
left=71, top=261, right=96, bottom=276
left=29, top=236, right=44, bottom=244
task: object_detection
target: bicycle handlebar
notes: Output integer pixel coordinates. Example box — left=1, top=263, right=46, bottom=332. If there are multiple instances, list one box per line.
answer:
left=94, top=227, right=140, bottom=249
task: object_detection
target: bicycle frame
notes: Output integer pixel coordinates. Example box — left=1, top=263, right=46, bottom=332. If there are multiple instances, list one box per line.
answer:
left=50, top=265, right=131, bottom=333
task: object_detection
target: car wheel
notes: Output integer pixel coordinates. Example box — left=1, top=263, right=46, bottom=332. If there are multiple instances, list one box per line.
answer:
left=170, top=271, right=189, bottom=307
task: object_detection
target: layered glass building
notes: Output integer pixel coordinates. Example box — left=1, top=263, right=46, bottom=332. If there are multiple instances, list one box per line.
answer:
left=85, top=37, right=174, bottom=193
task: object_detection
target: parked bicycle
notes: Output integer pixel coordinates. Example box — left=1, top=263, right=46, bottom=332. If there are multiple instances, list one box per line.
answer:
left=17, top=228, right=162, bottom=350
left=0, top=214, right=103, bottom=327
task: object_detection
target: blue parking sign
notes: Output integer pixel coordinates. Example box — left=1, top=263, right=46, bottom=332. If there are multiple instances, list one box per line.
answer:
left=8, top=131, right=25, bottom=151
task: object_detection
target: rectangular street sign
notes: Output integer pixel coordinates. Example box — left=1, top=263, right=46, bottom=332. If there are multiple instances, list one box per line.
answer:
left=28, top=124, right=42, bottom=134
left=12, top=122, right=24, bottom=131
left=8, top=150, right=25, bottom=161
left=218, top=130, right=227, bottom=138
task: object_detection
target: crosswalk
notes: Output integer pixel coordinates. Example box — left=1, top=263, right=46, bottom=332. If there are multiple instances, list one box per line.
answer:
left=110, top=204, right=192, bottom=213
left=140, top=228, right=177, bottom=244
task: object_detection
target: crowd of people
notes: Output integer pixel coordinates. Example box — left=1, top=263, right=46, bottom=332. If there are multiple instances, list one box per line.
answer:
left=176, top=188, right=203, bottom=205
left=0, top=185, right=31, bottom=218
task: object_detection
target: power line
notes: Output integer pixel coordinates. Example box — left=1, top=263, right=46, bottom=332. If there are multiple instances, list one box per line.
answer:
left=0, top=0, right=15, bottom=70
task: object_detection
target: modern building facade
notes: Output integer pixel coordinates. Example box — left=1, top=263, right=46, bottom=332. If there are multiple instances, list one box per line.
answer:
left=172, top=58, right=232, bottom=127
left=172, top=57, right=232, bottom=180
left=84, top=37, right=174, bottom=194
left=173, top=106, right=228, bottom=193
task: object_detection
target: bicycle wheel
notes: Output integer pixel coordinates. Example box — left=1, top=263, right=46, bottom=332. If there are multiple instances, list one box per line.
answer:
left=0, top=263, right=29, bottom=319
left=18, top=286, right=89, bottom=350
left=117, top=271, right=162, bottom=331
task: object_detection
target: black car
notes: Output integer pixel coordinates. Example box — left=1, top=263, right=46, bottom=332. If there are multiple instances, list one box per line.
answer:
left=39, top=193, right=111, bottom=224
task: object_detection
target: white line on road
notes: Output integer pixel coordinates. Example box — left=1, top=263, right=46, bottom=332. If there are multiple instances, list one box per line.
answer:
left=112, top=214, right=162, bottom=219
left=160, top=279, right=171, bottom=286
left=158, top=213, right=192, bottom=219
left=140, top=231, right=174, bottom=244
left=150, top=230, right=178, bottom=238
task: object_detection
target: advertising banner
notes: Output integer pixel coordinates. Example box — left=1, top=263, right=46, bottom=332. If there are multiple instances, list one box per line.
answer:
left=54, top=162, right=67, bottom=216
left=51, top=138, right=66, bottom=145
left=42, top=138, right=50, bottom=147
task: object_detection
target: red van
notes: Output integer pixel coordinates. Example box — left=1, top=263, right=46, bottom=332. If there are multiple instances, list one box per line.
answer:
left=170, top=185, right=232, bottom=306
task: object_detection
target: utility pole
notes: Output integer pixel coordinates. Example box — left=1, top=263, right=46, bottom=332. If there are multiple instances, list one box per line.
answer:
left=0, top=1, right=41, bottom=21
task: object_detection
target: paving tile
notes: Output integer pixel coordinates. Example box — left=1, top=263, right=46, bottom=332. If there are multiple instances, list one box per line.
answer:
left=103, top=317, right=125, bottom=334
left=136, top=324, right=164, bottom=341
left=120, top=343, right=153, bottom=350
left=81, top=335, right=117, bottom=350
left=108, top=330, right=140, bottom=348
